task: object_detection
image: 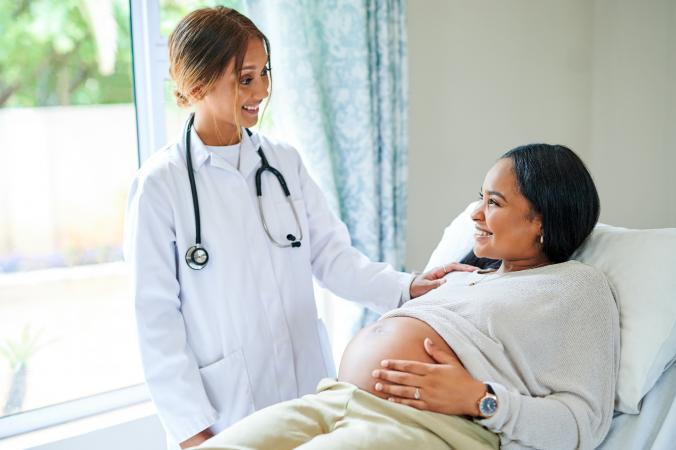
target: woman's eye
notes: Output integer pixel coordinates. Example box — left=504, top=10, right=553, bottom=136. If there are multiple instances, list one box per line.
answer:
left=240, top=77, right=253, bottom=85
left=261, top=67, right=270, bottom=77
left=478, top=192, right=498, bottom=206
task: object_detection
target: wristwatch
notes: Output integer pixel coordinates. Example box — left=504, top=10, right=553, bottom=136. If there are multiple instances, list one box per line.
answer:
left=478, top=383, right=498, bottom=418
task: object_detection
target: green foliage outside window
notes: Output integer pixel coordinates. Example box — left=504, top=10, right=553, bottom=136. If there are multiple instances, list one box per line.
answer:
left=0, top=0, right=133, bottom=107
left=0, top=0, right=247, bottom=108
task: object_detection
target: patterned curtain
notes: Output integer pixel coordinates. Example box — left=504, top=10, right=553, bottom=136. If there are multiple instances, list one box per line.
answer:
left=249, top=0, right=408, bottom=322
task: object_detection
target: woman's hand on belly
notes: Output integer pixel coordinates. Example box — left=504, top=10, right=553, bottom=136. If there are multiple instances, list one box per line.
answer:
left=372, top=338, right=485, bottom=417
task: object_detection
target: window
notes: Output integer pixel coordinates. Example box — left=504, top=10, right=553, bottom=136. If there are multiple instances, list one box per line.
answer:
left=0, top=0, right=142, bottom=436
left=0, top=1, right=356, bottom=439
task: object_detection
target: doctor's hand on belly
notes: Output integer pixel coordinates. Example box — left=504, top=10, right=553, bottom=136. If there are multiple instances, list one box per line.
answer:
left=409, top=262, right=478, bottom=299
left=372, top=337, right=486, bottom=417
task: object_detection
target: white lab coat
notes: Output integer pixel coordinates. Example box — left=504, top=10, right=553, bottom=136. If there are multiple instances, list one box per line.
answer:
left=123, top=127, right=410, bottom=445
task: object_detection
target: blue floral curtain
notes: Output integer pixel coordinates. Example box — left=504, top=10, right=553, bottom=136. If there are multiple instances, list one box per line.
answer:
left=249, top=1, right=408, bottom=319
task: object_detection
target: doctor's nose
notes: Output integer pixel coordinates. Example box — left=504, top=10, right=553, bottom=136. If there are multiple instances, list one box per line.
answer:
left=255, top=78, right=270, bottom=101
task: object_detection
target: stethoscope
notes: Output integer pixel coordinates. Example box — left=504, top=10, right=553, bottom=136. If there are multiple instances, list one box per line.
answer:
left=184, top=113, right=303, bottom=270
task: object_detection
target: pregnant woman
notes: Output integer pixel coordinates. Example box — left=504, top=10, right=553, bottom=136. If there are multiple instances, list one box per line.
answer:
left=191, top=144, right=620, bottom=450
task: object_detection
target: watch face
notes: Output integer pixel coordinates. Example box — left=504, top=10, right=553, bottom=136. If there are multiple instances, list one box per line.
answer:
left=480, top=396, right=498, bottom=416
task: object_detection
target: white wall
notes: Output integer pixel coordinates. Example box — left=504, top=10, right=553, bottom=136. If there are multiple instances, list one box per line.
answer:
left=406, top=0, right=676, bottom=270
left=588, top=0, right=676, bottom=229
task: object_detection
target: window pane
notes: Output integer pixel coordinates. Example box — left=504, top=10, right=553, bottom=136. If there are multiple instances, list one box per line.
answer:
left=0, top=0, right=142, bottom=419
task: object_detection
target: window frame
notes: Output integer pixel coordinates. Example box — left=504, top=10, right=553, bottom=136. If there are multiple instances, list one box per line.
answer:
left=131, top=0, right=169, bottom=165
left=0, top=385, right=149, bottom=439
left=0, top=0, right=169, bottom=437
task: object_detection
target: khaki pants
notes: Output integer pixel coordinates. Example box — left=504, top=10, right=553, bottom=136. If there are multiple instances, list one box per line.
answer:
left=195, top=379, right=499, bottom=450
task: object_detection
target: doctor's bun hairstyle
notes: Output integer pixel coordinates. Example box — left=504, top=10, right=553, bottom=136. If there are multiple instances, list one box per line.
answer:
left=168, top=6, right=271, bottom=107
left=461, top=144, right=600, bottom=268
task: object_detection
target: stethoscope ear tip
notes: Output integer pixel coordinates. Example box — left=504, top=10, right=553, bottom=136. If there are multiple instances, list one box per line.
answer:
left=287, top=234, right=301, bottom=247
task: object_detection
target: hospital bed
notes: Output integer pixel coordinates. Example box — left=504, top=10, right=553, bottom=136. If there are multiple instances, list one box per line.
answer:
left=424, top=202, right=676, bottom=450
left=598, top=360, right=676, bottom=449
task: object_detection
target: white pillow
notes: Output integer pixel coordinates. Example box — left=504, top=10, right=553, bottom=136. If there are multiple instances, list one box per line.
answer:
left=425, top=202, right=676, bottom=414
left=424, top=201, right=479, bottom=272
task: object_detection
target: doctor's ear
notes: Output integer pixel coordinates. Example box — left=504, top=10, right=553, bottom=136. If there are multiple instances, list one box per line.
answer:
left=189, top=85, right=205, bottom=101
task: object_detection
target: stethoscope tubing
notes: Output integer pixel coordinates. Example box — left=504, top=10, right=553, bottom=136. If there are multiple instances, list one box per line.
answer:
left=183, top=113, right=303, bottom=269
left=184, top=114, right=202, bottom=245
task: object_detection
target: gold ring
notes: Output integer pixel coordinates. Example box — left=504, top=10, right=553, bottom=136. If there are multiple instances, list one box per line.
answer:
left=414, top=387, right=421, bottom=400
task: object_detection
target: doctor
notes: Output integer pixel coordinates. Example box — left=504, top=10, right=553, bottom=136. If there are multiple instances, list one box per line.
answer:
left=124, top=6, right=468, bottom=449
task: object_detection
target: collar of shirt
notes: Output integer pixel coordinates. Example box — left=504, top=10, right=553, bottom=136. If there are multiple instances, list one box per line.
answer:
left=186, top=126, right=261, bottom=178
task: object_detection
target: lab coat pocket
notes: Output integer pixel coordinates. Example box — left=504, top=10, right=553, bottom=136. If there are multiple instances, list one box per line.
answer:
left=199, top=348, right=254, bottom=427
left=317, top=318, right=337, bottom=378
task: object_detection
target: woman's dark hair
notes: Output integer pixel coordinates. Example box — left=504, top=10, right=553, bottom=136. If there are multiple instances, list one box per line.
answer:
left=461, top=143, right=600, bottom=268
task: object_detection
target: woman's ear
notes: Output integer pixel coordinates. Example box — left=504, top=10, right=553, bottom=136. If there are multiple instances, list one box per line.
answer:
left=531, top=213, right=544, bottom=240
left=189, top=85, right=204, bottom=101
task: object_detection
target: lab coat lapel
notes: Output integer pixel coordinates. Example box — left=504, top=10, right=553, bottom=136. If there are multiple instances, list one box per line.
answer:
left=186, top=128, right=211, bottom=171
left=239, top=129, right=262, bottom=179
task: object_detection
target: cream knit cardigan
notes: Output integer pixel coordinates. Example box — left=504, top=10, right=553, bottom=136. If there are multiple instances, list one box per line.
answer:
left=381, top=260, right=620, bottom=450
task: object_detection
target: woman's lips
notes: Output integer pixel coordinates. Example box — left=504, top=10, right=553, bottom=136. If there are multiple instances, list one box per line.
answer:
left=474, top=229, right=493, bottom=241
left=242, top=104, right=259, bottom=116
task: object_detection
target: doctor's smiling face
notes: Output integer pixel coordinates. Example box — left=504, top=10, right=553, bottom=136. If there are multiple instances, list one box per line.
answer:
left=168, top=7, right=272, bottom=146
left=193, top=38, right=270, bottom=140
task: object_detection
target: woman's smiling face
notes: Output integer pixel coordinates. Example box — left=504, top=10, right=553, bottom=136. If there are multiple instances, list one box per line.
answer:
left=197, top=38, right=270, bottom=130
left=471, top=158, right=548, bottom=270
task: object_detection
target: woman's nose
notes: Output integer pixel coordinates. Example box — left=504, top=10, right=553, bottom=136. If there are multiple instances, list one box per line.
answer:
left=470, top=201, right=484, bottom=222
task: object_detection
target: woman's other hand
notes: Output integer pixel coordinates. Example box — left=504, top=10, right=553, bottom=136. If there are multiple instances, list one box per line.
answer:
left=409, top=262, right=478, bottom=299
left=372, top=338, right=485, bottom=417
left=180, top=428, right=215, bottom=449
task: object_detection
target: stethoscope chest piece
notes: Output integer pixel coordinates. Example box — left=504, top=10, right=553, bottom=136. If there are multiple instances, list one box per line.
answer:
left=186, top=244, right=209, bottom=270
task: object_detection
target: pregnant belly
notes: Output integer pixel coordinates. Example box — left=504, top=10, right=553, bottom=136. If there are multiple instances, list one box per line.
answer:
left=337, top=316, right=458, bottom=399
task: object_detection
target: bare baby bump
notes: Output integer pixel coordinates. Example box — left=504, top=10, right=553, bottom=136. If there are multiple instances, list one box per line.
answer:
left=337, top=317, right=458, bottom=399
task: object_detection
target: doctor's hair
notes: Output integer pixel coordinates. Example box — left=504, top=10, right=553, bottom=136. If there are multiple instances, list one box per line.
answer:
left=461, top=144, right=599, bottom=268
left=168, top=6, right=271, bottom=119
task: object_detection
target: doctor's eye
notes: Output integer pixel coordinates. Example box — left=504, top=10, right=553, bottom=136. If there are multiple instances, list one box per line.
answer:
left=478, top=191, right=484, bottom=200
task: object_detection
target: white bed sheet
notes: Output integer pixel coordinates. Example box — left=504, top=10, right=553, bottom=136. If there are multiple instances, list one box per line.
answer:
left=598, top=360, right=676, bottom=450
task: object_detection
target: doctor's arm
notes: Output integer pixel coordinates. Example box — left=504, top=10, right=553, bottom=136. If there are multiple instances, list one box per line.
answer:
left=124, top=174, right=216, bottom=446
left=294, top=152, right=457, bottom=312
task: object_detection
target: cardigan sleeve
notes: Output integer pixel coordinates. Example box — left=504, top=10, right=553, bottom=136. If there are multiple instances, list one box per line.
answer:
left=477, top=271, right=620, bottom=450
